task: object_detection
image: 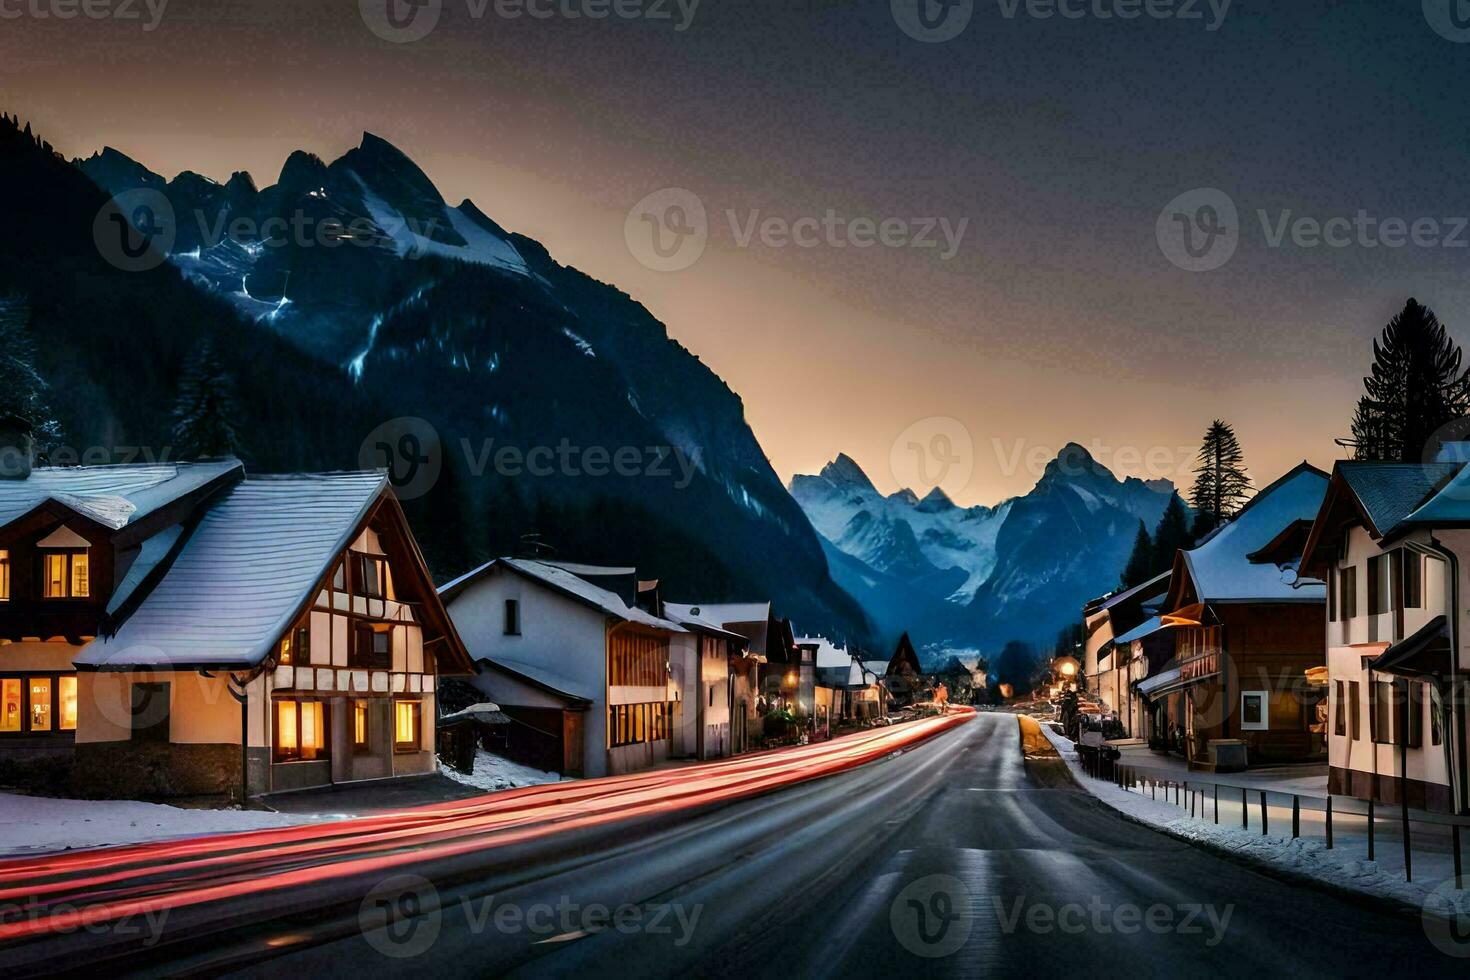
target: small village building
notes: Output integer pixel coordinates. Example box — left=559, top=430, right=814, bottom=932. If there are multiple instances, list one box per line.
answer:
left=1300, top=460, right=1470, bottom=814
left=695, top=603, right=801, bottom=738
left=806, top=635, right=884, bottom=735
left=881, top=632, right=926, bottom=708
left=1143, top=464, right=1329, bottom=769
left=0, top=460, right=472, bottom=799
left=664, top=603, right=750, bottom=761
left=1081, top=571, right=1170, bottom=737
left=441, top=559, right=686, bottom=778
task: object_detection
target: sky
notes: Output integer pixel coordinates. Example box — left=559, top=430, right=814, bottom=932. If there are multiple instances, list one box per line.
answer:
left=5, top=0, right=1470, bottom=506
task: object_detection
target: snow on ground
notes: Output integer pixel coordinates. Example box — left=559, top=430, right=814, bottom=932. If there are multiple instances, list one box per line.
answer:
left=1042, top=725, right=1469, bottom=916
left=0, top=792, right=332, bottom=856
left=442, top=751, right=566, bottom=793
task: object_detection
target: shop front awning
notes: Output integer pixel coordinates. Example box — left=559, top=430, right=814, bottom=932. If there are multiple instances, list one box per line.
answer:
left=1370, top=616, right=1452, bottom=679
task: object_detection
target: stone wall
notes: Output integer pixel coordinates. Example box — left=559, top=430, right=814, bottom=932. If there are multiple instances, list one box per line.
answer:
left=73, top=741, right=242, bottom=800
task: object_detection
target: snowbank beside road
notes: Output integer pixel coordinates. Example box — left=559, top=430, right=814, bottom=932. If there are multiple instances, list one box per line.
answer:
left=0, top=792, right=328, bottom=856
left=1041, top=725, right=1468, bottom=917
left=442, top=751, right=565, bottom=793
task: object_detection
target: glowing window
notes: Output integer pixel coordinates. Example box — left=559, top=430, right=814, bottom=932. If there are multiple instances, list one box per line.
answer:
left=354, top=699, right=369, bottom=749
left=394, top=700, right=421, bottom=752
left=28, top=678, right=51, bottom=731
left=42, top=551, right=89, bottom=599
left=0, top=679, right=20, bottom=732
left=0, top=550, right=9, bottom=600
left=274, top=700, right=327, bottom=763
left=59, top=677, right=77, bottom=731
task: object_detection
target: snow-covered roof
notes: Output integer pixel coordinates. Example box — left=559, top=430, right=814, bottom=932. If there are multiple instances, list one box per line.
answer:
left=862, top=660, right=889, bottom=679
left=692, top=602, right=771, bottom=626
left=663, top=603, right=749, bottom=644
left=1397, top=464, right=1470, bottom=528
left=1177, top=464, right=1328, bottom=604
left=1112, top=615, right=1167, bottom=646
left=442, top=558, right=682, bottom=633
left=76, top=472, right=387, bottom=669
left=0, top=460, right=241, bottom=531
left=1338, top=462, right=1460, bottom=535
left=484, top=654, right=598, bottom=703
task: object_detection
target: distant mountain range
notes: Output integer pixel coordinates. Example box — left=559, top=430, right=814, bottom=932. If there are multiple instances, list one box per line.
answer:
left=791, top=444, right=1179, bottom=657
left=0, top=112, right=871, bottom=645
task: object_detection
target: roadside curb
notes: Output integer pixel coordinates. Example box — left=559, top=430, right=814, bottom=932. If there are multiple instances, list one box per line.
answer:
left=1041, top=725, right=1431, bottom=923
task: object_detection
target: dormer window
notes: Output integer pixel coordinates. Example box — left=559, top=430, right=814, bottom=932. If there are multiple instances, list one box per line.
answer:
left=42, top=551, right=89, bottom=599
left=37, top=526, right=91, bottom=600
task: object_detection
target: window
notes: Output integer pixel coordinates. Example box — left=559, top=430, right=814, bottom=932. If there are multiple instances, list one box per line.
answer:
left=131, top=682, right=171, bottom=743
left=1370, top=681, right=1397, bottom=745
left=1348, top=681, right=1362, bottom=740
left=41, top=550, right=89, bottom=599
left=355, top=553, right=388, bottom=598
left=394, top=700, right=421, bottom=752
left=1, top=679, right=20, bottom=732
left=1240, top=691, right=1269, bottom=731
left=1334, top=681, right=1347, bottom=737
left=1339, top=566, right=1358, bottom=620
left=28, top=678, right=51, bottom=731
left=504, top=598, right=521, bottom=636
left=355, top=623, right=393, bottom=668
left=1368, top=555, right=1391, bottom=616
left=0, top=549, right=8, bottom=600
left=58, top=677, right=76, bottom=731
left=609, top=702, right=672, bottom=747
left=1406, top=683, right=1423, bottom=749
left=280, top=625, right=310, bottom=666
left=1402, top=551, right=1423, bottom=609
left=1431, top=686, right=1443, bottom=746
left=274, top=699, right=328, bottom=762
left=1328, top=567, right=1336, bottom=622
left=353, top=699, right=370, bottom=750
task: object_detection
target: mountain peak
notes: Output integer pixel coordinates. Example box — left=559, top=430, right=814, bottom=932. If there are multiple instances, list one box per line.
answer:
left=820, top=453, right=877, bottom=493
left=915, top=486, right=957, bottom=513
left=1044, top=442, right=1108, bottom=482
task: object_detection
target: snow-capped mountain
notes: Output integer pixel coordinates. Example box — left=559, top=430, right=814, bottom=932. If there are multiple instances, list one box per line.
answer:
left=0, top=114, right=872, bottom=643
left=791, top=444, right=1178, bottom=654
left=791, top=453, right=1013, bottom=604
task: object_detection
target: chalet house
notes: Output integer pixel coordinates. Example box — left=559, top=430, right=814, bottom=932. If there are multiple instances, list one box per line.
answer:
left=663, top=602, right=751, bottom=761
left=1299, top=460, right=1470, bottom=814
left=694, top=603, right=804, bottom=732
left=441, top=559, right=693, bottom=778
left=881, top=632, right=926, bottom=708
left=1, top=458, right=471, bottom=799
left=808, top=635, right=885, bottom=733
left=1081, top=570, right=1171, bottom=737
left=1139, top=464, right=1329, bottom=769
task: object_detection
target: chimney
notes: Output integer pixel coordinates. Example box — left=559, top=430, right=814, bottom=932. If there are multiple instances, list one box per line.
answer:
left=0, top=416, right=34, bottom=480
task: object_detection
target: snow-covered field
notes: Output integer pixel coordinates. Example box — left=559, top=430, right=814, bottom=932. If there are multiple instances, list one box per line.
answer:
left=441, top=751, right=566, bottom=793
left=1042, top=726, right=1469, bottom=917
left=0, top=792, right=331, bottom=856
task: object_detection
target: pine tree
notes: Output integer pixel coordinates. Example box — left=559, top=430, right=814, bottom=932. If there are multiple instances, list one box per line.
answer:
left=1152, top=493, right=1193, bottom=576
left=1348, top=299, right=1470, bottom=462
left=170, top=339, right=241, bottom=460
left=1190, top=420, right=1251, bottom=531
left=0, top=294, right=62, bottom=455
left=1120, top=520, right=1153, bottom=589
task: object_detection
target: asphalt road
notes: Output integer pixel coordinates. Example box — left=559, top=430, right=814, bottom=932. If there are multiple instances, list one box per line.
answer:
left=129, top=711, right=1463, bottom=978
